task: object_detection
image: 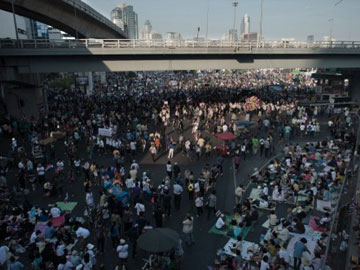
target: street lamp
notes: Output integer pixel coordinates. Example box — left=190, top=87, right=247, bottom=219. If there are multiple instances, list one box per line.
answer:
left=259, top=0, right=264, bottom=43
left=205, top=0, right=210, bottom=40
left=329, top=0, right=344, bottom=41
left=11, top=0, right=19, bottom=40
left=232, top=1, right=238, bottom=41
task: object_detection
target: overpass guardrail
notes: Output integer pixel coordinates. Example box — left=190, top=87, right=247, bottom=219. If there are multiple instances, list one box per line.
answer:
left=1, top=39, right=360, bottom=50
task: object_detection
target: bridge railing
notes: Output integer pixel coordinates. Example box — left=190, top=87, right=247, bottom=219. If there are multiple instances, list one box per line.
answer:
left=1, top=39, right=360, bottom=50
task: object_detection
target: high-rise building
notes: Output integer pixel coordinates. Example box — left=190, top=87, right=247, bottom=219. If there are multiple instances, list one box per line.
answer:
left=140, top=20, right=152, bottom=40
left=150, top=32, right=162, bottom=40
left=166, top=32, right=182, bottom=41
left=240, top=13, right=250, bottom=39
left=228, top=29, right=238, bottom=41
left=26, top=20, right=49, bottom=39
left=0, top=10, right=31, bottom=39
left=111, top=3, right=138, bottom=39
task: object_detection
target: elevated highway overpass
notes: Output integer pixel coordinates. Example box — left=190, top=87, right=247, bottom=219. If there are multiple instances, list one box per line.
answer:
left=1, top=39, right=360, bottom=72
left=0, top=0, right=127, bottom=39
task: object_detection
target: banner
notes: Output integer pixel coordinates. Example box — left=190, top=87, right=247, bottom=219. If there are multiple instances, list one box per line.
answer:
left=98, top=128, right=112, bottom=137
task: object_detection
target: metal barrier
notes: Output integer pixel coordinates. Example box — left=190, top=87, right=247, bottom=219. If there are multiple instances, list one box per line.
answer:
left=322, top=115, right=360, bottom=269
left=1, top=39, right=360, bottom=50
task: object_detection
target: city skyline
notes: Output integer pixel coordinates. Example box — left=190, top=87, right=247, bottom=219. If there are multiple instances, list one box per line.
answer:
left=81, top=0, right=360, bottom=41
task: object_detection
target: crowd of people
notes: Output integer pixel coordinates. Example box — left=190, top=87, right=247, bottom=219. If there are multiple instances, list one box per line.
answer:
left=212, top=108, right=356, bottom=270
left=0, top=69, right=356, bottom=270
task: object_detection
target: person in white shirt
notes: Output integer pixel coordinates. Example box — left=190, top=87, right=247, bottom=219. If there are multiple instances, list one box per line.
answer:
left=116, top=239, right=129, bottom=261
left=269, top=210, right=278, bottom=227
left=278, top=222, right=290, bottom=243
left=215, top=214, right=226, bottom=230
left=56, top=242, right=66, bottom=256
left=86, top=192, right=95, bottom=208
left=134, top=200, right=145, bottom=216
left=260, top=255, right=270, bottom=270
left=130, top=160, right=139, bottom=171
left=125, top=177, right=135, bottom=189
left=76, top=227, right=90, bottom=239
left=50, top=205, right=61, bottom=218
left=30, top=230, right=41, bottom=244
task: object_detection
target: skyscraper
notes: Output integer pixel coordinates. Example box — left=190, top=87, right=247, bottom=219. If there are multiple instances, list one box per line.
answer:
left=111, top=3, right=138, bottom=39
left=140, top=20, right=152, bottom=40
left=240, top=13, right=250, bottom=39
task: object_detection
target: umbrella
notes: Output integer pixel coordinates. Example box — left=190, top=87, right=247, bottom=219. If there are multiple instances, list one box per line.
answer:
left=215, top=132, right=237, bottom=141
left=237, top=121, right=254, bottom=127
left=137, top=228, right=179, bottom=253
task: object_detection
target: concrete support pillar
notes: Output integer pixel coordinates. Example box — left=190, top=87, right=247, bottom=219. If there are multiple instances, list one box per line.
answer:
left=350, top=74, right=360, bottom=103
left=3, top=86, right=43, bottom=120
left=86, top=72, right=94, bottom=96
left=99, top=71, right=106, bottom=84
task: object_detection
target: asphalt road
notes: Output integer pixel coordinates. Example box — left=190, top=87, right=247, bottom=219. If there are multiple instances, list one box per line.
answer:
left=0, top=116, right=333, bottom=270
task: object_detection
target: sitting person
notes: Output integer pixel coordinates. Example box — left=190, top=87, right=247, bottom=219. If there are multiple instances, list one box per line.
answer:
left=228, top=220, right=243, bottom=238
left=277, top=221, right=290, bottom=243
left=230, top=235, right=243, bottom=254
left=252, top=199, right=276, bottom=209
left=215, top=214, right=226, bottom=230
left=272, top=185, right=285, bottom=201
left=314, top=213, right=331, bottom=229
left=269, top=210, right=278, bottom=227
left=291, top=218, right=305, bottom=234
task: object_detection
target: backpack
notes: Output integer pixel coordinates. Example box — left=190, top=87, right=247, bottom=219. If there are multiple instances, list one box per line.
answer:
left=187, top=183, right=194, bottom=191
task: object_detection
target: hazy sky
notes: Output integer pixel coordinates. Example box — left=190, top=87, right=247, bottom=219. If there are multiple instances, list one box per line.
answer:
left=81, top=0, right=360, bottom=40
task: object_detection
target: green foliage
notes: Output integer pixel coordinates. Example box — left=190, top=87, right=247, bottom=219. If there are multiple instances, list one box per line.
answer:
left=49, top=76, right=75, bottom=89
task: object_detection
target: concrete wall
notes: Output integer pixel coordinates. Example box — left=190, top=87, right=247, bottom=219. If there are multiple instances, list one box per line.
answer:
left=3, top=86, right=43, bottom=120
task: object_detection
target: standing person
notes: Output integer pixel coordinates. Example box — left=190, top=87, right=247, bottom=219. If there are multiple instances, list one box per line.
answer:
left=252, top=136, right=259, bottom=155
left=166, top=161, right=172, bottom=179
left=95, top=224, right=106, bottom=254
left=241, top=143, right=247, bottom=160
left=207, top=190, right=217, bottom=220
left=173, top=182, right=183, bottom=210
left=293, top=238, right=309, bottom=270
left=149, top=143, right=157, bottom=162
left=234, top=155, right=241, bottom=173
left=194, top=195, right=204, bottom=217
left=127, top=225, right=139, bottom=259
left=116, top=239, right=129, bottom=269
left=182, top=214, right=195, bottom=246
left=153, top=205, right=164, bottom=228
left=168, top=142, right=175, bottom=159
left=174, top=239, right=184, bottom=270
left=110, top=222, right=120, bottom=249
left=163, top=189, right=172, bottom=217
left=36, top=163, right=45, bottom=184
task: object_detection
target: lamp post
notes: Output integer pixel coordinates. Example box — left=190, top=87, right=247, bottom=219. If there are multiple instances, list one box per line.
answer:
left=329, top=0, right=344, bottom=41
left=232, top=1, right=238, bottom=41
left=11, top=0, right=19, bottom=40
left=205, top=0, right=210, bottom=40
left=259, top=0, right=264, bottom=43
